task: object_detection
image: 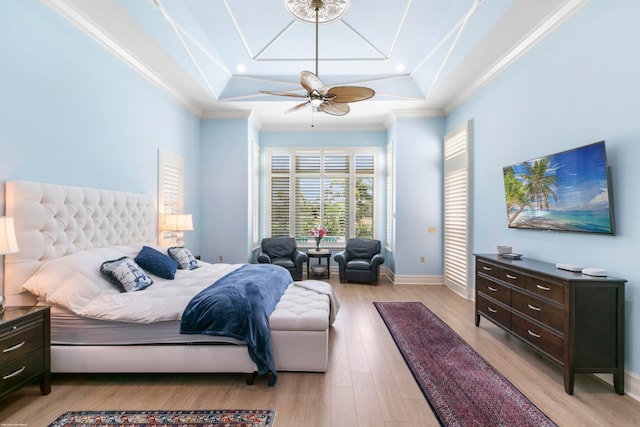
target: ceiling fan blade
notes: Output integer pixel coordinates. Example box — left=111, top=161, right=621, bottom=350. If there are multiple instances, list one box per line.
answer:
left=260, top=90, right=307, bottom=98
left=300, top=71, right=327, bottom=95
left=284, top=101, right=310, bottom=114
left=319, top=101, right=350, bottom=116
left=327, top=86, right=375, bottom=103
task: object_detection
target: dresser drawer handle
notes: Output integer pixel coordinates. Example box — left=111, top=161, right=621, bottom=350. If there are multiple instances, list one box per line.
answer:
left=2, top=341, right=26, bottom=353
left=506, top=274, right=517, bottom=280
left=487, top=307, right=497, bottom=313
left=3, top=366, right=26, bottom=380
left=527, top=304, right=541, bottom=311
left=536, top=284, right=551, bottom=291
left=482, top=266, right=492, bottom=271
left=487, top=286, right=498, bottom=292
left=527, top=329, right=541, bottom=338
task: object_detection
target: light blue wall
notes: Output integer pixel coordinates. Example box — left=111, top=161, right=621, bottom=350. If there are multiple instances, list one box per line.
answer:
left=393, top=117, right=445, bottom=277
left=447, top=1, right=640, bottom=375
left=199, top=118, right=252, bottom=264
left=0, top=0, right=201, bottom=253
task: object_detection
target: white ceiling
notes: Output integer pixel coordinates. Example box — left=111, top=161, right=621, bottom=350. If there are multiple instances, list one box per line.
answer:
left=43, top=0, right=589, bottom=129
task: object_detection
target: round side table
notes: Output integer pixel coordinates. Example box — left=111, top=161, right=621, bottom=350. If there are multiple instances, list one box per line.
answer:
left=307, top=249, right=331, bottom=279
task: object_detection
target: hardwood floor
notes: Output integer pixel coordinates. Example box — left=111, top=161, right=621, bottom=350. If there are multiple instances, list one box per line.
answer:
left=2, top=275, right=640, bottom=426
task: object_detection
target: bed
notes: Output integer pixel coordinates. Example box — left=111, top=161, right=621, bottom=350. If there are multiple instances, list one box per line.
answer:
left=3, top=180, right=337, bottom=385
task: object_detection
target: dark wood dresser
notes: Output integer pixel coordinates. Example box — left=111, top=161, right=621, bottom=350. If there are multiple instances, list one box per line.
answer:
left=474, top=254, right=625, bottom=395
left=0, top=306, right=51, bottom=400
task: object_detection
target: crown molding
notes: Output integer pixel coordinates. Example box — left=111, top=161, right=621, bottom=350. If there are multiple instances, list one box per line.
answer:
left=42, top=0, right=203, bottom=117
left=444, top=0, right=591, bottom=115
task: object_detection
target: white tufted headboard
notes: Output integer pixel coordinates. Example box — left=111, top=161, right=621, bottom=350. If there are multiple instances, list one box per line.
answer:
left=3, top=180, right=155, bottom=305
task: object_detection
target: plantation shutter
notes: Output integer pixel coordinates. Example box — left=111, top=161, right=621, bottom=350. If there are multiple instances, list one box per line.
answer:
left=270, top=154, right=291, bottom=237
left=158, top=150, right=184, bottom=246
left=251, top=139, right=260, bottom=247
left=294, top=152, right=322, bottom=238
left=355, top=154, right=374, bottom=238
left=444, top=122, right=471, bottom=298
left=385, top=141, right=394, bottom=250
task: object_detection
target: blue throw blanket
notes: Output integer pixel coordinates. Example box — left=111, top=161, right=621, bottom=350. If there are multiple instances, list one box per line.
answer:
left=180, top=263, right=291, bottom=385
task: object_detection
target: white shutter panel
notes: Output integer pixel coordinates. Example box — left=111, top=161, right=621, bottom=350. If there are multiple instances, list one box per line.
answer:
left=444, top=122, right=470, bottom=298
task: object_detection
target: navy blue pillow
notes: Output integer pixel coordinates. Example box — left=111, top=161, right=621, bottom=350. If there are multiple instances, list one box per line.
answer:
left=135, top=246, right=179, bottom=280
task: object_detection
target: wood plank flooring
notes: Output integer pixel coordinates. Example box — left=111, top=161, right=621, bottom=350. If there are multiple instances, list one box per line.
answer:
left=2, top=275, right=640, bottom=426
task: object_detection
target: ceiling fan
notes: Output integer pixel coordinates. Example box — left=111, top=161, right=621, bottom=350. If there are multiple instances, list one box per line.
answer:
left=260, top=0, right=374, bottom=116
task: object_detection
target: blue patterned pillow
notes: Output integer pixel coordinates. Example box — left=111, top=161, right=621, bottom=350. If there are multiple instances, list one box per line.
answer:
left=100, top=257, right=153, bottom=292
left=135, top=246, right=178, bottom=279
left=168, top=246, right=199, bottom=270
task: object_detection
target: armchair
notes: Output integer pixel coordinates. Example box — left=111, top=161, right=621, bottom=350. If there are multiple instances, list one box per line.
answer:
left=334, top=238, right=384, bottom=285
left=257, top=237, right=308, bottom=281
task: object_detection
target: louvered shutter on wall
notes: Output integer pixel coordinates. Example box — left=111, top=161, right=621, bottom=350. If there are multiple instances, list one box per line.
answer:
left=443, top=122, right=470, bottom=297
left=158, top=150, right=184, bottom=245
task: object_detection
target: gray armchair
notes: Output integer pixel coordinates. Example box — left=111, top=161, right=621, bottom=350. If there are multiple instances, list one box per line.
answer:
left=334, top=238, right=384, bottom=285
left=257, top=237, right=308, bottom=281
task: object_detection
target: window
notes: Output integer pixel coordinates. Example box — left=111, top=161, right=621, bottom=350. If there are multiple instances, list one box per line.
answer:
left=266, top=148, right=378, bottom=246
left=385, top=140, right=394, bottom=251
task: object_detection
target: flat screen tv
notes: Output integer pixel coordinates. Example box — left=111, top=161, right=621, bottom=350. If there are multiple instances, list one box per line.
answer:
left=502, top=141, right=614, bottom=234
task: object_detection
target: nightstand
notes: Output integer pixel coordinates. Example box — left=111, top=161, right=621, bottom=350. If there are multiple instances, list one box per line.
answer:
left=0, top=306, right=51, bottom=400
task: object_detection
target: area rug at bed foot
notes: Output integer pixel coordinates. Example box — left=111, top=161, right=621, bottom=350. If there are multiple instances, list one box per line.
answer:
left=47, top=409, right=275, bottom=427
left=374, top=301, right=557, bottom=427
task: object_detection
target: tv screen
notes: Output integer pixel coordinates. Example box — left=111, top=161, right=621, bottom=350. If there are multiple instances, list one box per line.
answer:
left=502, top=141, right=614, bottom=234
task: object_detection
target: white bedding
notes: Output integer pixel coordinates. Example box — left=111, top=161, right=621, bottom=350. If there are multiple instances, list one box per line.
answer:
left=21, top=243, right=243, bottom=324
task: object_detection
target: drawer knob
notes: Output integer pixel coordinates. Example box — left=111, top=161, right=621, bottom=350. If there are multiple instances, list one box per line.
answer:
left=483, top=266, right=492, bottom=271
left=527, top=304, right=541, bottom=312
left=3, top=366, right=26, bottom=380
left=487, top=286, right=498, bottom=292
left=487, top=307, right=497, bottom=313
left=506, top=274, right=517, bottom=280
left=3, top=341, right=26, bottom=353
left=527, top=329, right=541, bottom=338
left=536, top=284, right=551, bottom=291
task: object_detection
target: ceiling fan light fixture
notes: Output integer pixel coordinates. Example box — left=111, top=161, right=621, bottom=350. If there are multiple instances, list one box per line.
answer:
left=284, top=0, right=350, bottom=24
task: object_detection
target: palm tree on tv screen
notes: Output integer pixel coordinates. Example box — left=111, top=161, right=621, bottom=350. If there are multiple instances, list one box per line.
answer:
left=522, top=158, right=558, bottom=212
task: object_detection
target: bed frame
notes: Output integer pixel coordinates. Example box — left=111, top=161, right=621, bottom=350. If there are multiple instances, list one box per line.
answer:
left=4, top=180, right=328, bottom=379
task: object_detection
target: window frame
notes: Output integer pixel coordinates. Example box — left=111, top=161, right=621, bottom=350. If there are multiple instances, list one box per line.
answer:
left=264, top=146, right=382, bottom=249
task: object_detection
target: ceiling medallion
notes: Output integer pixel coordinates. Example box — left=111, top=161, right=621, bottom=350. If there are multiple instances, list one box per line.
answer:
left=284, top=0, right=351, bottom=24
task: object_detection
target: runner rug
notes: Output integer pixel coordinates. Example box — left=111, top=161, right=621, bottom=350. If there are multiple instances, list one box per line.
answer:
left=47, top=409, right=275, bottom=427
left=374, top=301, right=557, bottom=427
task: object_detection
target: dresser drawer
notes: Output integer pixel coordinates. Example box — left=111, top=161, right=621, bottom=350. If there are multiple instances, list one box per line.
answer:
left=0, top=321, right=44, bottom=366
left=0, top=349, right=45, bottom=395
left=526, top=277, right=564, bottom=303
left=476, top=260, right=499, bottom=279
left=512, top=292, right=564, bottom=332
left=512, top=314, right=563, bottom=362
left=477, top=296, right=511, bottom=329
left=476, top=276, right=511, bottom=305
left=499, top=268, right=526, bottom=288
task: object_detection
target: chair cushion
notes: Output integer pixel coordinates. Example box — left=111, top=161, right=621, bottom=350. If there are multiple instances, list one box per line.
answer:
left=262, top=237, right=296, bottom=258
left=346, top=259, right=373, bottom=271
left=272, top=258, right=295, bottom=269
left=346, top=239, right=381, bottom=260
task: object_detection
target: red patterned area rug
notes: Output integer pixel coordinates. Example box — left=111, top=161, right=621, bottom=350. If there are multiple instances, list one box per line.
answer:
left=374, top=301, right=557, bottom=427
left=47, top=409, right=275, bottom=427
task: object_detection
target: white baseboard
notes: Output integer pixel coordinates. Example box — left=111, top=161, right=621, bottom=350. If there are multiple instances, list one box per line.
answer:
left=392, top=274, right=444, bottom=285
left=594, top=370, right=640, bottom=402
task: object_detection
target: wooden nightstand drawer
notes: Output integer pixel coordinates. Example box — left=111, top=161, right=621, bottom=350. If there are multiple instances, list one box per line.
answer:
left=0, top=306, right=50, bottom=401
left=0, top=321, right=44, bottom=366
left=0, top=349, right=45, bottom=395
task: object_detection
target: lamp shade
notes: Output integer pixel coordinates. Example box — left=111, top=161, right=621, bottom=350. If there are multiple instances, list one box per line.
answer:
left=163, top=214, right=193, bottom=232
left=0, top=217, right=19, bottom=255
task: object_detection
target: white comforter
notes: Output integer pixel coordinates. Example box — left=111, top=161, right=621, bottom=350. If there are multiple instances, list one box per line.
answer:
left=21, top=244, right=243, bottom=323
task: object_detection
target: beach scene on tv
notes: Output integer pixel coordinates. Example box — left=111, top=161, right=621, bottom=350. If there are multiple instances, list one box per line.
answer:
left=503, top=142, right=613, bottom=234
